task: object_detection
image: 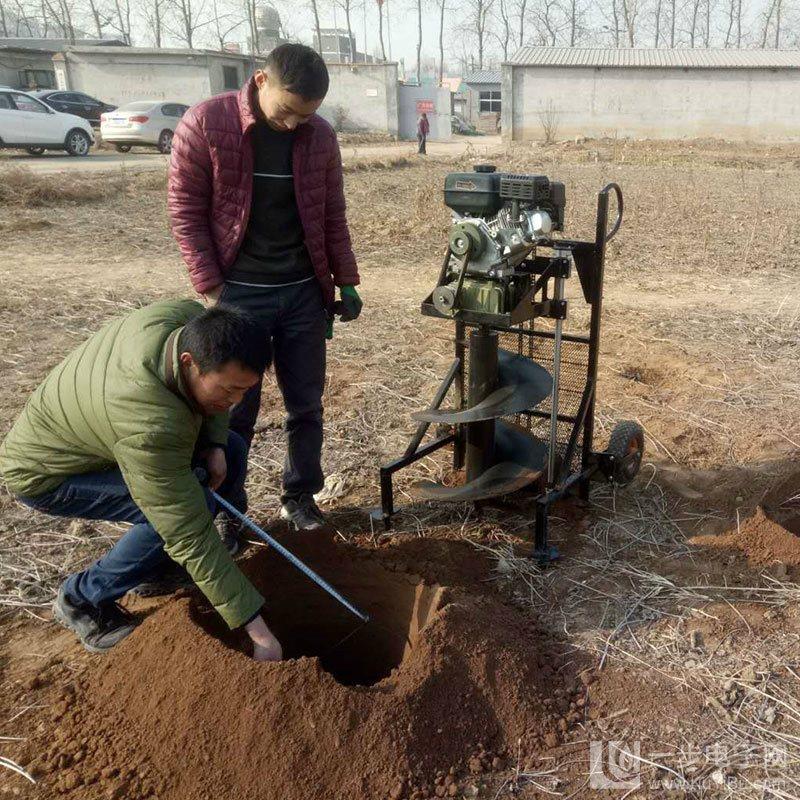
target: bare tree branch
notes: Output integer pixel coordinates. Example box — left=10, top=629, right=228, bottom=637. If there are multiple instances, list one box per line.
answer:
left=167, top=0, right=212, bottom=49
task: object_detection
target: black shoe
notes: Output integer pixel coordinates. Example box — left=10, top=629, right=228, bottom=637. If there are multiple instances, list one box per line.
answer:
left=218, top=512, right=245, bottom=556
left=280, top=495, right=326, bottom=531
left=53, top=586, right=137, bottom=654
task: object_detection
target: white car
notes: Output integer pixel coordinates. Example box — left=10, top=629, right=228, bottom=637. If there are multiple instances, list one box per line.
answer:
left=0, top=88, right=94, bottom=156
left=100, top=101, right=189, bottom=154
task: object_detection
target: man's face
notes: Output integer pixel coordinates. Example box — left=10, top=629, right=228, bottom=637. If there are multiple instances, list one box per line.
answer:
left=253, top=69, right=324, bottom=131
left=180, top=355, right=260, bottom=416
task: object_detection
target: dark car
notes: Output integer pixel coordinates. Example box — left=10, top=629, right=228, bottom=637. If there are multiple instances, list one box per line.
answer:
left=32, top=91, right=116, bottom=127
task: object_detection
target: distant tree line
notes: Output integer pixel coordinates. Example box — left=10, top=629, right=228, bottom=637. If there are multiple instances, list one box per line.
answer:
left=0, top=0, right=795, bottom=75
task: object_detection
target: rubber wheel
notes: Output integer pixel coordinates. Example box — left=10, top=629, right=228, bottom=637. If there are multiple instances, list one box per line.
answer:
left=158, top=130, right=173, bottom=154
left=26, top=146, right=45, bottom=156
left=115, top=144, right=132, bottom=153
left=65, top=129, right=91, bottom=157
left=605, top=420, right=645, bottom=486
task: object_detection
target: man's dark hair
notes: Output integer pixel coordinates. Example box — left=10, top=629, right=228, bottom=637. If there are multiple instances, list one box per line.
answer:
left=179, top=305, right=272, bottom=375
left=264, top=43, right=329, bottom=100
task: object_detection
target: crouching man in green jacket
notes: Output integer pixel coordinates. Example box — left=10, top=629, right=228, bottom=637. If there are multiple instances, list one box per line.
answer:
left=0, top=299, right=282, bottom=661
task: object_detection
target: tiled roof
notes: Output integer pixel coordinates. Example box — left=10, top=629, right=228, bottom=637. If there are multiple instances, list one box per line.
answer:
left=463, top=69, right=502, bottom=84
left=508, top=46, right=800, bottom=69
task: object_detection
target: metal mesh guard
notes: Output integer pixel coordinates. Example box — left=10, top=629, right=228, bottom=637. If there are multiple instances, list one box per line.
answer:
left=461, top=321, right=589, bottom=475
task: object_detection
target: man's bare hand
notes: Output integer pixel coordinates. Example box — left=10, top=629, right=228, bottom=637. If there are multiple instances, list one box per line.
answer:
left=245, top=615, right=283, bottom=662
left=202, top=284, right=224, bottom=305
left=201, top=447, right=227, bottom=490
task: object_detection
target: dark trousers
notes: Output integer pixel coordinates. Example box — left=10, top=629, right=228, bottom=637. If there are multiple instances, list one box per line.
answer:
left=219, top=279, right=326, bottom=502
left=18, top=431, right=248, bottom=610
left=417, top=133, right=427, bottom=154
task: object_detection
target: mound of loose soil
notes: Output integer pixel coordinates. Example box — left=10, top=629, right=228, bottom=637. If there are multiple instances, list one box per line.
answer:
left=31, top=535, right=586, bottom=800
left=689, top=506, right=800, bottom=567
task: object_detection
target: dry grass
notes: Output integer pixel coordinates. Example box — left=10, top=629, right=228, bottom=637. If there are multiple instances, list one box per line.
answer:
left=0, top=166, right=164, bottom=208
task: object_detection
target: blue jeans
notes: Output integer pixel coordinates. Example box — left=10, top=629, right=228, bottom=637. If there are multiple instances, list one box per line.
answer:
left=220, top=279, right=326, bottom=502
left=18, top=431, right=248, bottom=610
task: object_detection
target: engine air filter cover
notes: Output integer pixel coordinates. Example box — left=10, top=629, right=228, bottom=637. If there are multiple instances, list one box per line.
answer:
left=443, top=171, right=504, bottom=216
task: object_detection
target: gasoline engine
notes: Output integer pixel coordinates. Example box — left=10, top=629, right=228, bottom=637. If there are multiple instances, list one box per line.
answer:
left=432, top=166, right=566, bottom=319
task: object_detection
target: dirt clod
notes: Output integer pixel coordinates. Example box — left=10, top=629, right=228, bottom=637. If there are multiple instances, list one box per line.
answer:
left=690, top=507, right=800, bottom=566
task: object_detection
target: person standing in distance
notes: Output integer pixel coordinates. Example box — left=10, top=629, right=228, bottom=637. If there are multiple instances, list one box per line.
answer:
left=169, top=44, right=362, bottom=535
left=417, top=112, right=430, bottom=154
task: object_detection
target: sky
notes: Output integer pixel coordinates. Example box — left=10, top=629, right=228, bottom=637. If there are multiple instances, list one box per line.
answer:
left=223, top=0, right=498, bottom=77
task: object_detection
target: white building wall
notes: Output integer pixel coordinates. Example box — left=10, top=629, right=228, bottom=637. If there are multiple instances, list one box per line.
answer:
left=319, top=63, right=399, bottom=136
left=504, top=65, right=800, bottom=142
left=58, top=51, right=215, bottom=106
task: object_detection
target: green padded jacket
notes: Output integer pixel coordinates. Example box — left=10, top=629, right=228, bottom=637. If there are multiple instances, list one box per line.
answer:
left=0, top=299, right=264, bottom=629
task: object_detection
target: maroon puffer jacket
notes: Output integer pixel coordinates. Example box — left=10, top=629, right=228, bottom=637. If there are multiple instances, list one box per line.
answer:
left=167, top=77, right=359, bottom=306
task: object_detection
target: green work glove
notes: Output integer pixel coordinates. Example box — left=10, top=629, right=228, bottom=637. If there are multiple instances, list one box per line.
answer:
left=333, top=285, right=363, bottom=322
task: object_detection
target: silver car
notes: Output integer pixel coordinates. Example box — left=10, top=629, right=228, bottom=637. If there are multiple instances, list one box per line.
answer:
left=100, top=101, right=189, bottom=154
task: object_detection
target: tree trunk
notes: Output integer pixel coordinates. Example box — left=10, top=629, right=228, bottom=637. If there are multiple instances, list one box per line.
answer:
left=518, top=0, right=526, bottom=45
left=476, top=0, right=494, bottom=67
left=570, top=0, right=576, bottom=45
left=114, top=0, right=131, bottom=44
left=247, top=0, right=258, bottom=54
left=87, top=0, right=104, bottom=37
left=438, top=0, right=445, bottom=84
left=498, top=0, right=510, bottom=58
left=184, top=0, right=193, bottom=48
left=704, top=0, right=710, bottom=46
left=477, top=0, right=484, bottom=68
left=310, top=0, right=322, bottom=53
left=611, top=0, right=620, bottom=45
left=669, top=0, right=675, bottom=46
left=377, top=0, right=386, bottom=60
left=0, top=2, right=8, bottom=36
left=774, top=0, right=781, bottom=46
left=60, top=0, right=76, bottom=41
left=622, top=0, right=635, bottom=46
left=386, top=0, right=392, bottom=59
left=345, top=0, right=354, bottom=61
left=689, top=0, right=699, bottom=46
left=724, top=0, right=734, bottom=46
left=654, top=0, right=661, bottom=46
left=416, top=0, right=422, bottom=83
left=760, top=0, right=775, bottom=47
left=154, top=0, right=162, bottom=47
left=736, top=0, right=741, bottom=45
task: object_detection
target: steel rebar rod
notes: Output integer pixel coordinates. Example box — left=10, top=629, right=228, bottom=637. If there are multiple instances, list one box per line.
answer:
left=211, top=491, right=370, bottom=624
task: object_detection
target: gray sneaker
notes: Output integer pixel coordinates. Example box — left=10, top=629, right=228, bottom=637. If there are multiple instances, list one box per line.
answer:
left=280, top=495, right=326, bottom=531
left=52, top=586, right=137, bottom=654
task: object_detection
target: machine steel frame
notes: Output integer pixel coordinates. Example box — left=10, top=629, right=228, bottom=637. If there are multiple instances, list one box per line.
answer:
left=377, top=183, right=623, bottom=562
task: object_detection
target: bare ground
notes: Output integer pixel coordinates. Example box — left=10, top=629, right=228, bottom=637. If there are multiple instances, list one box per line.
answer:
left=1, top=139, right=799, bottom=798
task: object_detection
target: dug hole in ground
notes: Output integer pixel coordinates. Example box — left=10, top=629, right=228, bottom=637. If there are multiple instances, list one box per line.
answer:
left=1, top=139, right=800, bottom=799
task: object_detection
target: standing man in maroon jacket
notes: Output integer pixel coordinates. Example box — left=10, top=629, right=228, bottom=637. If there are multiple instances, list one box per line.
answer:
left=168, top=43, right=362, bottom=533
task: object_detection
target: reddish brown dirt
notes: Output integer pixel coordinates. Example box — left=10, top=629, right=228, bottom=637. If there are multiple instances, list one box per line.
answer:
left=689, top=507, right=800, bottom=567
left=11, top=534, right=590, bottom=800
